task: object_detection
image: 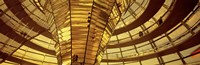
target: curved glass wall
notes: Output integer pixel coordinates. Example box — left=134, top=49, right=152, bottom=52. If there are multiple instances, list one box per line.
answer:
left=101, top=2, right=200, bottom=65
left=0, top=0, right=200, bottom=65
left=109, top=0, right=174, bottom=42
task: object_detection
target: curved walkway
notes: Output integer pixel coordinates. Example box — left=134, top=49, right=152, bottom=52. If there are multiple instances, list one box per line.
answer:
left=3, top=0, right=53, bottom=39
left=107, top=0, right=198, bottom=48
left=102, top=31, right=200, bottom=62
left=113, top=0, right=165, bottom=35
left=0, top=19, right=55, bottom=55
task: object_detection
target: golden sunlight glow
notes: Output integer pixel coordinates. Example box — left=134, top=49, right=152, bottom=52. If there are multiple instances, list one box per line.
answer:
left=61, top=27, right=70, bottom=32
left=52, top=0, right=126, bottom=65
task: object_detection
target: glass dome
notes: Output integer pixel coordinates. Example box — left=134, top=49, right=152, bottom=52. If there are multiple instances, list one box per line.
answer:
left=0, top=0, right=200, bottom=65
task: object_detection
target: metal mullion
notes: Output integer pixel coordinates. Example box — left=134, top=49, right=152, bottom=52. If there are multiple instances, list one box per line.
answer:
left=131, top=0, right=146, bottom=14
left=16, top=3, right=50, bottom=30
left=179, top=5, right=200, bottom=35
left=56, top=18, right=69, bottom=27
left=21, top=47, right=29, bottom=60
left=0, top=40, right=55, bottom=58
left=54, top=11, right=69, bottom=20
left=139, top=61, right=142, bottom=65
left=140, top=25, right=147, bottom=34
left=128, top=0, right=145, bottom=16
left=21, top=3, right=45, bottom=20
left=0, top=39, right=15, bottom=62
left=160, top=56, right=165, bottom=65
left=32, top=0, right=45, bottom=14
left=164, top=28, right=186, bottom=64
left=49, top=0, right=63, bottom=65
left=122, top=0, right=135, bottom=15
left=43, top=0, right=48, bottom=9
left=141, top=25, right=158, bottom=49
left=162, top=0, right=176, bottom=10
left=181, top=21, right=196, bottom=35
left=0, top=37, right=12, bottom=51
left=153, top=13, right=174, bottom=47
left=141, top=24, right=163, bottom=65
left=54, top=8, right=68, bottom=15
left=134, top=0, right=146, bottom=10
left=150, top=41, right=163, bottom=65
left=122, top=12, right=133, bottom=20
left=163, top=32, right=177, bottom=65
left=164, top=32, right=175, bottom=46
left=162, top=4, right=169, bottom=9
left=123, top=0, right=148, bottom=22
left=105, top=49, right=109, bottom=65
left=116, top=35, right=125, bottom=65
left=53, top=0, right=67, bottom=8
left=33, top=38, right=54, bottom=45
left=177, top=51, right=186, bottom=64
left=45, top=11, right=54, bottom=25
left=101, top=2, right=123, bottom=58
left=2, top=11, right=28, bottom=28
left=54, top=3, right=66, bottom=10
left=156, top=56, right=164, bottom=65
left=68, top=0, right=74, bottom=65
left=42, top=39, right=54, bottom=64
left=127, top=9, right=137, bottom=19
left=8, top=26, right=47, bottom=59
left=121, top=19, right=141, bottom=64
left=157, top=56, right=165, bottom=65
left=12, top=55, right=56, bottom=64
left=3, top=0, right=25, bottom=12
left=114, top=1, right=121, bottom=16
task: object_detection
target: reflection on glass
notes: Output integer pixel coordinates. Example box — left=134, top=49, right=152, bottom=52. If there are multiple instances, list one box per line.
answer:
left=53, top=0, right=127, bottom=65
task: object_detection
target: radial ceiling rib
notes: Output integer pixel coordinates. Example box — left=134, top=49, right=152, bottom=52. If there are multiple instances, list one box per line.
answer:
left=0, top=19, right=55, bottom=55
left=107, top=0, right=198, bottom=48
left=3, top=0, right=53, bottom=39
left=112, top=0, right=165, bottom=35
left=102, top=31, right=200, bottom=62
left=0, top=51, right=36, bottom=65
